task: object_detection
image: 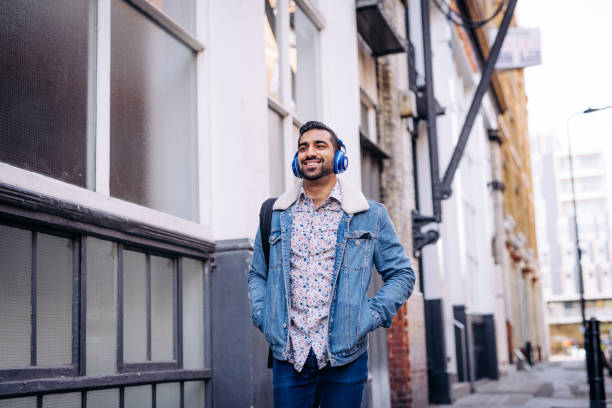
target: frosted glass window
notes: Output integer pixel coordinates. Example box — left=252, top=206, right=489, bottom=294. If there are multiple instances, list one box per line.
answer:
left=0, top=0, right=93, bottom=188
left=87, top=389, right=120, bottom=408
left=125, top=385, right=152, bottom=408
left=86, top=238, right=118, bottom=375
left=268, top=109, right=285, bottom=196
left=36, top=234, right=74, bottom=366
left=184, top=381, right=205, bottom=408
left=156, top=383, right=180, bottom=408
left=0, top=225, right=31, bottom=368
left=110, top=0, right=198, bottom=221
left=290, top=3, right=319, bottom=120
left=123, top=250, right=147, bottom=362
left=182, top=258, right=204, bottom=369
left=0, top=397, right=36, bottom=408
left=42, top=392, right=80, bottom=408
left=151, top=256, right=174, bottom=361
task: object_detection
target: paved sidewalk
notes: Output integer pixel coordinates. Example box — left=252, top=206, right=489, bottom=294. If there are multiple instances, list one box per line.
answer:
left=429, top=357, right=612, bottom=407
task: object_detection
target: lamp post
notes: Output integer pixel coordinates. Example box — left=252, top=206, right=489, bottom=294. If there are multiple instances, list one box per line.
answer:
left=566, top=105, right=612, bottom=332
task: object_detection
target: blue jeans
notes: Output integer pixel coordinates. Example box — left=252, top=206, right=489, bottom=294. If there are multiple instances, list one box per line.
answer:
left=273, top=350, right=368, bottom=408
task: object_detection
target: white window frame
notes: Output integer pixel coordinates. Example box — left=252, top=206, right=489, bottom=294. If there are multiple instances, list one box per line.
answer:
left=357, top=33, right=379, bottom=145
left=266, top=0, right=325, bottom=192
left=360, top=89, right=378, bottom=143
left=0, top=0, right=211, bottom=242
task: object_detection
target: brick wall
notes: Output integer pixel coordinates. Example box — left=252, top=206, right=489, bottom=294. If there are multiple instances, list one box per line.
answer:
left=388, top=305, right=412, bottom=407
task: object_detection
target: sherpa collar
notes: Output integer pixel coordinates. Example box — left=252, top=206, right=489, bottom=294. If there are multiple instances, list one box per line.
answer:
left=272, top=177, right=370, bottom=214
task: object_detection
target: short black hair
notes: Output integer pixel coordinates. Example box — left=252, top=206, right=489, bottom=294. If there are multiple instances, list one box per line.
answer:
left=298, top=121, right=341, bottom=152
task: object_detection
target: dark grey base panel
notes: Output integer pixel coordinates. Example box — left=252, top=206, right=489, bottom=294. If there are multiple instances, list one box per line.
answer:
left=425, top=298, right=451, bottom=404
left=212, top=239, right=273, bottom=408
left=471, top=313, right=499, bottom=381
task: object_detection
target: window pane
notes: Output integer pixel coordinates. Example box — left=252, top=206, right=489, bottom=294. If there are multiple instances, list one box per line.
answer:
left=0, top=0, right=93, bottom=187
left=269, top=109, right=285, bottom=196
left=37, top=234, right=73, bottom=366
left=156, top=383, right=180, bottom=408
left=125, top=385, right=152, bottom=408
left=182, top=258, right=204, bottom=369
left=42, top=393, right=80, bottom=408
left=265, top=0, right=280, bottom=101
left=290, top=2, right=319, bottom=120
left=151, top=256, right=174, bottom=361
left=0, top=397, right=36, bottom=408
left=147, top=0, right=195, bottom=34
left=86, top=238, right=118, bottom=375
left=123, top=250, right=147, bottom=362
left=110, top=0, right=198, bottom=221
left=0, top=225, right=31, bottom=368
left=184, top=381, right=205, bottom=408
left=360, top=149, right=382, bottom=202
left=87, top=389, right=120, bottom=408
left=360, top=101, right=369, bottom=138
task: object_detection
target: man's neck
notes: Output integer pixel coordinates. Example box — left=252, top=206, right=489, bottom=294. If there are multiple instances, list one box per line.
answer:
left=303, top=174, right=337, bottom=208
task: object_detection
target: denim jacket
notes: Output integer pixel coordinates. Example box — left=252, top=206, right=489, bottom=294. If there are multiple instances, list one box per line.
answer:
left=248, top=178, right=415, bottom=366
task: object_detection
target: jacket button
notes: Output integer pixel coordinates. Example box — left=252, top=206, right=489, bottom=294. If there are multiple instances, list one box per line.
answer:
left=355, top=240, right=361, bottom=246
left=283, top=322, right=287, bottom=328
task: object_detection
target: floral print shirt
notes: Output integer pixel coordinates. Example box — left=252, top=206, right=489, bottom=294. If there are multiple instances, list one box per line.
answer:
left=288, top=182, right=343, bottom=371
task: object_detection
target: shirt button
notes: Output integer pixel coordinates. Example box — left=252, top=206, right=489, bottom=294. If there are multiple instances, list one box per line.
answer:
left=283, top=322, right=287, bottom=328
left=355, top=240, right=361, bottom=246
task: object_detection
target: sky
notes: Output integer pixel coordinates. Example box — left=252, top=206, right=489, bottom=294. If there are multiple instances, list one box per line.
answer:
left=516, top=0, right=612, bottom=149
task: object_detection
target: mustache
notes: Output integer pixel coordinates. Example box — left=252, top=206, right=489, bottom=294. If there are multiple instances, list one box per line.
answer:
left=300, top=156, right=323, bottom=164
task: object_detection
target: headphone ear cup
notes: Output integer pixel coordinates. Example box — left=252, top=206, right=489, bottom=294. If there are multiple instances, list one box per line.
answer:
left=292, top=152, right=302, bottom=178
left=334, top=150, right=348, bottom=174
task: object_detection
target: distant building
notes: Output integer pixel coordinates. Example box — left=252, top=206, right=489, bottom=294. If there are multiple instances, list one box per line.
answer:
left=534, top=129, right=612, bottom=353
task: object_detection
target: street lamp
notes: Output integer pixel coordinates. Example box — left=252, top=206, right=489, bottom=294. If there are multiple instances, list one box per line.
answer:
left=566, top=105, right=612, bottom=332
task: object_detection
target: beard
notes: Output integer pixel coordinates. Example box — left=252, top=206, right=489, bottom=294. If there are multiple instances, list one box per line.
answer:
left=299, top=159, right=334, bottom=180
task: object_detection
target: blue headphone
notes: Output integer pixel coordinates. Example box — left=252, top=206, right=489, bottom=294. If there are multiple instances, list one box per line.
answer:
left=292, top=139, right=349, bottom=178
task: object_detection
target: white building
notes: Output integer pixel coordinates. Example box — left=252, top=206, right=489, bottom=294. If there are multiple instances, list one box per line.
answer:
left=409, top=0, right=512, bottom=402
left=535, top=118, right=612, bottom=352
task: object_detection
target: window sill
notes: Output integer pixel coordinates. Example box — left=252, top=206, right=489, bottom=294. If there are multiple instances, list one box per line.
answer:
left=0, top=368, right=211, bottom=398
left=0, top=366, right=77, bottom=383
left=0, top=164, right=214, bottom=257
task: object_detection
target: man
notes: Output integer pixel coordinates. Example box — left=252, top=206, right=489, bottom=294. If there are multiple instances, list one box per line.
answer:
left=248, top=121, right=415, bottom=407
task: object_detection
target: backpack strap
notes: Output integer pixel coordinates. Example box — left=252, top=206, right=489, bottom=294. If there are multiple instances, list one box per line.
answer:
left=258, top=197, right=277, bottom=369
left=259, top=197, right=276, bottom=267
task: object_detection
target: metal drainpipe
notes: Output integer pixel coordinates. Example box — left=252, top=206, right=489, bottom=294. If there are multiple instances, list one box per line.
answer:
left=419, top=0, right=443, bottom=223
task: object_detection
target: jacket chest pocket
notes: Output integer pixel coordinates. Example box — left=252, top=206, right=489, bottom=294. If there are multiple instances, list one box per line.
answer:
left=268, top=230, right=282, bottom=269
left=344, top=231, right=373, bottom=270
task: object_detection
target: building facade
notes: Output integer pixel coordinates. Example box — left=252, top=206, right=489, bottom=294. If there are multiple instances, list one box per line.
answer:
left=410, top=0, right=547, bottom=402
left=1, top=1, right=213, bottom=406
left=0, top=0, right=428, bottom=406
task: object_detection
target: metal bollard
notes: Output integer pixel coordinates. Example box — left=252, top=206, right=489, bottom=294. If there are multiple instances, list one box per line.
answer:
left=525, top=341, right=533, bottom=366
left=586, top=317, right=606, bottom=408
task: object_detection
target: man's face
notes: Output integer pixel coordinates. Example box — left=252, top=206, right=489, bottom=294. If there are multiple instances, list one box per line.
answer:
left=297, top=129, right=336, bottom=181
